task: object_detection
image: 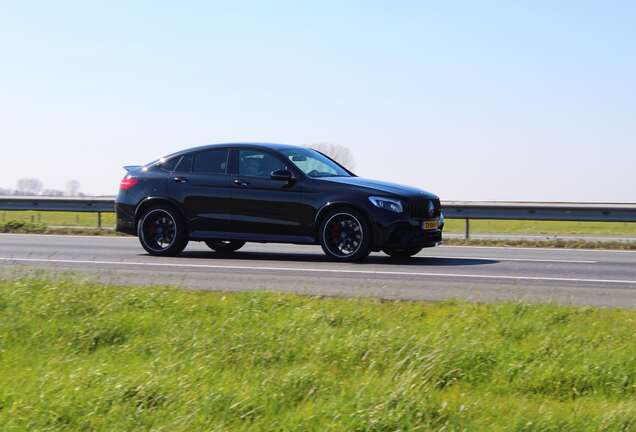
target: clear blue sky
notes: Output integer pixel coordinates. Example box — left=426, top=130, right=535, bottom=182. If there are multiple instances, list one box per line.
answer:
left=1, top=1, right=634, bottom=201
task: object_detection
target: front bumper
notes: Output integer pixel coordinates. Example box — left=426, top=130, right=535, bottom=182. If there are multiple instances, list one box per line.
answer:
left=383, top=225, right=442, bottom=249
left=368, top=205, right=443, bottom=250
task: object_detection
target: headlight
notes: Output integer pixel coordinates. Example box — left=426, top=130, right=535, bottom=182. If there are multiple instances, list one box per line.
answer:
left=369, top=196, right=403, bottom=213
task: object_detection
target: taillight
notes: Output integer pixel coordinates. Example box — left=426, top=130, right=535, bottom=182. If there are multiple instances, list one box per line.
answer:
left=119, top=176, right=139, bottom=190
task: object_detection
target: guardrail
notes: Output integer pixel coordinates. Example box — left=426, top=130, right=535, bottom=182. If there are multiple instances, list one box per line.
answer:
left=0, top=196, right=116, bottom=228
left=443, top=201, right=636, bottom=238
left=1, top=196, right=636, bottom=237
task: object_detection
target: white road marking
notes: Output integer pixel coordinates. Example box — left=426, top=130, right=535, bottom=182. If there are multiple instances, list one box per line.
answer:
left=1, top=257, right=634, bottom=285
left=423, top=255, right=597, bottom=264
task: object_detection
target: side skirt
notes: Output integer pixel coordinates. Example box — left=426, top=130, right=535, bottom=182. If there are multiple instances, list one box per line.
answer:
left=189, top=230, right=317, bottom=245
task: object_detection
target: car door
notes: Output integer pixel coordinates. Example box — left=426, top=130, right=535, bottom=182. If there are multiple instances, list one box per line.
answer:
left=172, top=148, right=236, bottom=234
left=226, top=148, right=314, bottom=240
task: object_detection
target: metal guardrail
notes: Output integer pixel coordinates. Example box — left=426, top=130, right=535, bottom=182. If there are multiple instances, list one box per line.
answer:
left=0, top=196, right=115, bottom=213
left=442, top=201, right=636, bottom=238
left=0, top=196, right=115, bottom=228
left=1, top=196, right=636, bottom=237
left=442, top=201, right=636, bottom=222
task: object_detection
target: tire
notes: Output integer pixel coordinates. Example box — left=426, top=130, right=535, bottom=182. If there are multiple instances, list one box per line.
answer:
left=205, top=240, right=246, bottom=253
left=319, top=208, right=372, bottom=262
left=383, top=247, right=423, bottom=259
left=137, top=205, right=189, bottom=256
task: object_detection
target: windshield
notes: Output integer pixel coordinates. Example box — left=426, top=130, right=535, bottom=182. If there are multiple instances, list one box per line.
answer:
left=280, top=148, right=351, bottom=178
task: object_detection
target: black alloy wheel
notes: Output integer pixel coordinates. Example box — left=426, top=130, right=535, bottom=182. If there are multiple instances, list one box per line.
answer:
left=138, top=206, right=188, bottom=256
left=320, top=209, right=371, bottom=262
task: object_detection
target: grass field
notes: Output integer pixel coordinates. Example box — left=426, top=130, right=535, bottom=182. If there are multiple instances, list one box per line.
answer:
left=0, top=211, right=116, bottom=228
left=2, top=210, right=636, bottom=237
left=443, top=219, right=636, bottom=237
left=2, top=276, right=636, bottom=431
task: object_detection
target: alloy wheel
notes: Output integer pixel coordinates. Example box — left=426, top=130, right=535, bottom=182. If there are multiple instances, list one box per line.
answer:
left=140, top=209, right=177, bottom=252
left=323, top=213, right=364, bottom=258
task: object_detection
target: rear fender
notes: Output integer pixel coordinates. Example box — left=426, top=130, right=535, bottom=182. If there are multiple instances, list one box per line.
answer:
left=134, top=196, right=184, bottom=222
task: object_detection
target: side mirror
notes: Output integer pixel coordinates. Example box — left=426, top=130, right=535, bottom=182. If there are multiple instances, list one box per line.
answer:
left=270, top=169, right=293, bottom=182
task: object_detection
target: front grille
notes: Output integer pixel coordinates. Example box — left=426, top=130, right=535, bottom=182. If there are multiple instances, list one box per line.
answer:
left=408, top=198, right=441, bottom=219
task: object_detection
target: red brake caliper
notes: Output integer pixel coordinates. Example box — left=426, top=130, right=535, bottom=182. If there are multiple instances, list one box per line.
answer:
left=331, top=222, right=341, bottom=243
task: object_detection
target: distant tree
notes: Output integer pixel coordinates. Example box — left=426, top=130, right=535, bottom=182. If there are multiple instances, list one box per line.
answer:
left=308, top=143, right=356, bottom=170
left=65, top=180, right=81, bottom=197
left=16, top=178, right=43, bottom=195
left=42, top=189, right=64, bottom=197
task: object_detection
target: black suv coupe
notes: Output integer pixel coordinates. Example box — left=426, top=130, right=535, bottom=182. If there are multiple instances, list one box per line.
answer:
left=116, top=143, right=443, bottom=261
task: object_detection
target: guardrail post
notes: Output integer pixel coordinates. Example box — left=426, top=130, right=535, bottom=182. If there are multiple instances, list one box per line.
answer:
left=464, top=219, right=470, bottom=239
left=97, top=212, right=102, bottom=229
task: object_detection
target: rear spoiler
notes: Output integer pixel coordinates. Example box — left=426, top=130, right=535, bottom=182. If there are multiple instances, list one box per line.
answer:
left=123, top=165, right=142, bottom=173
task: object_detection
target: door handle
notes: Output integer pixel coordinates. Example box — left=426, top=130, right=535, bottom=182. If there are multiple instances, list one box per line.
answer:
left=173, top=176, right=188, bottom=183
left=233, top=179, right=250, bottom=187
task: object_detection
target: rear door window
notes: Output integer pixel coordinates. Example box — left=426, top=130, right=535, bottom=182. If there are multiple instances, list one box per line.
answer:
left=152, top=156, right=181, bottom=172
left=193, top=149, right=229, bottom=174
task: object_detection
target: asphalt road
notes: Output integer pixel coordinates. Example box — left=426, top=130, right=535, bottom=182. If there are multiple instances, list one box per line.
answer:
left=2, top=233, right=636, bottom=307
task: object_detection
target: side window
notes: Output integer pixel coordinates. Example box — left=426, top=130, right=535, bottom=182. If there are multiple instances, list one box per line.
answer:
left=287, top=154, right=338, bottom=177
left=238, top=150, right=286, bottom=178
left=153, top=156, right=181, bottom=172
left=193, top=149, right=229, bottom=174
left=175, top=154, right=193, bottom=173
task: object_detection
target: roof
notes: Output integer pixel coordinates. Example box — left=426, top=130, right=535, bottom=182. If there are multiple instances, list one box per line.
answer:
left=170, top=142, right=302, bottom=157
left=146, top=143, right=307, bottom=167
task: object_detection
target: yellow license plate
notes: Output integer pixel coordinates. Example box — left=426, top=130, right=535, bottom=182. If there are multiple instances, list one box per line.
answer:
left=422, top=219, right=439, bottom=230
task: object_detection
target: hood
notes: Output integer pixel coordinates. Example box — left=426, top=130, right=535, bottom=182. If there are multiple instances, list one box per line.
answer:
left=317, top=176, right=438, bottom=199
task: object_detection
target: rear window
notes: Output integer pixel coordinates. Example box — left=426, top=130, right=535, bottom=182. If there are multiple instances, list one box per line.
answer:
left=152, top=156, right=181, bottom=172
left=175, top=154, right=193, bottom=173
left=193, top=149, right=229, bottom=174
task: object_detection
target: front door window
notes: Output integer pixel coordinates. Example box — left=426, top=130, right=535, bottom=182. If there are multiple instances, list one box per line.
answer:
left=238, top=150, right=286, bottom=178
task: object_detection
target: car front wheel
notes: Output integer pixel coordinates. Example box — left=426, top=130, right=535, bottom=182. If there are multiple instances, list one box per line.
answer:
left=319, top=209, right=371, bottom=262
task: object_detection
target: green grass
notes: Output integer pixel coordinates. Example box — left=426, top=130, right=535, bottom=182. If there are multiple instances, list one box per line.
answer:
left=444, top=219, right=636, bottom=237
left=0, top=211, right=115, bottom=228
left=2, top=276, right=636, bottom=431
left=0, top=220, right=122, bottom=236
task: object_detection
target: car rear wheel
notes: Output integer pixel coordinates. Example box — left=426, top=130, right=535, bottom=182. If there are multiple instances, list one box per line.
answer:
left=383, top=247, right=423, bottom=259
left=319, top=209, right=371, bottom=262
left=205, top=240, right=246, bottom=253
left=138, top=205, right=189, bottom=256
